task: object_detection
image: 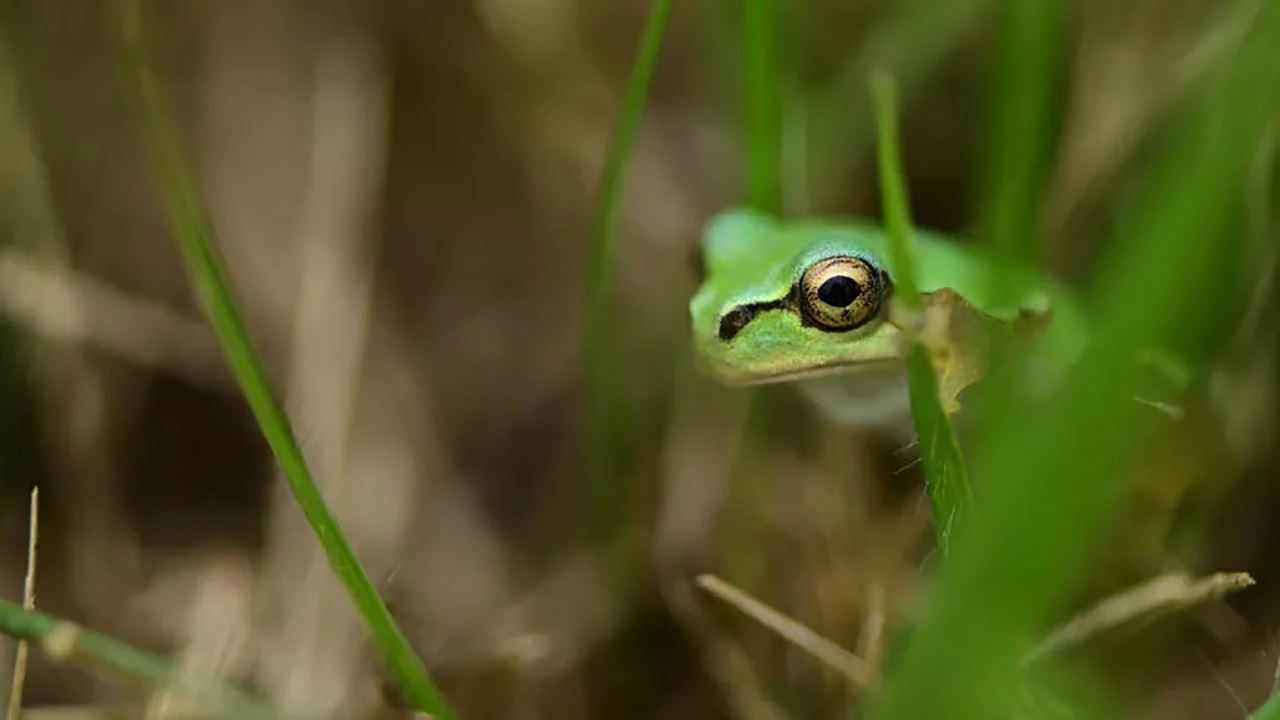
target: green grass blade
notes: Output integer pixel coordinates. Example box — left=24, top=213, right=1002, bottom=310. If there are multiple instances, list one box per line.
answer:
left=977, top=0, right=1065, bottom=264
left=875, top=2, right=1280, bottom=717
left=869, top=71, right=971, bottom=551
left=870, top=74, right=921, bottom=309
left=0, top=600, right=287, bottom=719
left=583, top=0, right=675, bottom=585
left=808, top=0, right=989, bottom=209
left=744, top=0, right=782, bottom=213
left=971, top=0, right=1068, bottom=453
left=113, top=10, right=454, bottom=718
left=586, top=0, right=676, bottom=264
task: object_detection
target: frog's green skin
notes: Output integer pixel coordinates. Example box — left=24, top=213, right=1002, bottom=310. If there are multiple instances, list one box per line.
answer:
left=689, top=209, right=1086, bottom=424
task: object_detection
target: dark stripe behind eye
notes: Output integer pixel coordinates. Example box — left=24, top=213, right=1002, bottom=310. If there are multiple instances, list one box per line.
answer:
left=718, top=296, right=790, bottom=340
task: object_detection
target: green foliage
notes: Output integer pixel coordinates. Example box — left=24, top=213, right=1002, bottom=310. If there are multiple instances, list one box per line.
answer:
left=875, top=1, right=1280, bottom=717
left=977, top=0, right=1066, bottom=264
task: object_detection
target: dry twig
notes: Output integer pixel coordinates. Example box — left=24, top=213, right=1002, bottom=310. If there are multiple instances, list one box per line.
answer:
left=695, top=574, right=873, bottom=689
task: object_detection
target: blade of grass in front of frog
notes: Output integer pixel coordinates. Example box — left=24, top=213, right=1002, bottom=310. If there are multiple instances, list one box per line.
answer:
left=112, top=7, right=454, bottom=718
left=875, top=2, right=1280, bottom=717
left=970, top=0, right=1070, bottom=470
left=869, top=71, right=971, bottom=552
left=583, top=0, right=675, bottom=596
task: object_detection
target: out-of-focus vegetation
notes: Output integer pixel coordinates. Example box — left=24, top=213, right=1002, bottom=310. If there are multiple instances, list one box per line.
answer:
left=0, top=1, right=1278, bottom=719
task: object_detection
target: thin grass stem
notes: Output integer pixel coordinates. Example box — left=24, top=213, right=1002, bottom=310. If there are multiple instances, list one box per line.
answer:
left=0, top=601, right=282, bottom=720
left=6, top=488, right=37, bottom=720
left=869, top=71, right=971, bottom=550
left=583, top=0, right=675, bottom=587
left=744, top=0, right=782, bottom=213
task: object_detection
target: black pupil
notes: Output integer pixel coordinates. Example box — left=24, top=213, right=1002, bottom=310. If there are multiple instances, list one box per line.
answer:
left=817, top=275, right=861, bottom=308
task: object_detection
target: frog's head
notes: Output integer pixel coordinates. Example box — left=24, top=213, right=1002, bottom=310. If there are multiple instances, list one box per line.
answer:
left=689, top=209, right=908, bottom=385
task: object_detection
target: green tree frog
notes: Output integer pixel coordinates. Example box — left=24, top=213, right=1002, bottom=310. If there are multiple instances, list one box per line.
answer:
left=689, top=209, right=1087, bottom=427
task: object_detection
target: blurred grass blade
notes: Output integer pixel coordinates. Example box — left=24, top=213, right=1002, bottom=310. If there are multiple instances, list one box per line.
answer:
left=1024, top=571, right=1254, bottom=663
left=870, top=74, right=921, bottom=310
left=977, top=0, right=1065, bottom=264
left=876, top=2, right=1280, bottom=717
left=114, top=9, right=454, bottom=718
left=870, top=71, right=971, bottom=551
left=744, top=0, right=782, bottom=213
left=1252, top=690, right=1280, bottom=720
left=808, top=0, right=989, bottom=209
left=584, top=0, right=674, bottom=587
left=972, top=0, right=1067, bottom=446
left=0, top=600, right=284, bottom=720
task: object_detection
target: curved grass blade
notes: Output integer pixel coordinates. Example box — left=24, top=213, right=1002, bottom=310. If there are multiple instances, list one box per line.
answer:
left=113, top=8, right=454, bottom=718
left=869, top=71, right=971, bottom=552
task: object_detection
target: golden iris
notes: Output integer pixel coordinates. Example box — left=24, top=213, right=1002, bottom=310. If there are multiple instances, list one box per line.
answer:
left=799, top=256, right=885, bottom=330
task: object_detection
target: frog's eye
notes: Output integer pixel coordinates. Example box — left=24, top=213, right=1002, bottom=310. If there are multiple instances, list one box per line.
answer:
left=799, top=256, right=885, bottom=331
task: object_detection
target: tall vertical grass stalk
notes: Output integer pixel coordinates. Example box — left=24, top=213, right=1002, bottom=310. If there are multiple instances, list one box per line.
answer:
left=583, top=0, right=674, bottom=581
left=113, top=9, right=454, bottom=718
left=976, top=0, right=1065, bottom=265
left=971, top=0, right=1067, bottom=460
left=876, top=2, right=1280, bottom=717
left=870, top=72, right=971, bottom=551
left=744, top=0, right=782, bottom=213
left=0, top=600, right=283, bottom=719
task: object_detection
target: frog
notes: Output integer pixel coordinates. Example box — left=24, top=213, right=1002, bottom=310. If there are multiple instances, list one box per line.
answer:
left=688, top=209, right=1088, bottom=428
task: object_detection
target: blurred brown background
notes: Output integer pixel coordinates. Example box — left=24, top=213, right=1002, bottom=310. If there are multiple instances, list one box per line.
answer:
left=0, top=1, right=1277, bottom=718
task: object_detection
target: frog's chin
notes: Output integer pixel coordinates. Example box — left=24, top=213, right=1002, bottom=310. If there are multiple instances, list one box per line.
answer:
left=701, top=357, right=919, bottom=433
left=708, top=357, right=906, bottom=387
left=797, top=368, right=914, bottom=431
